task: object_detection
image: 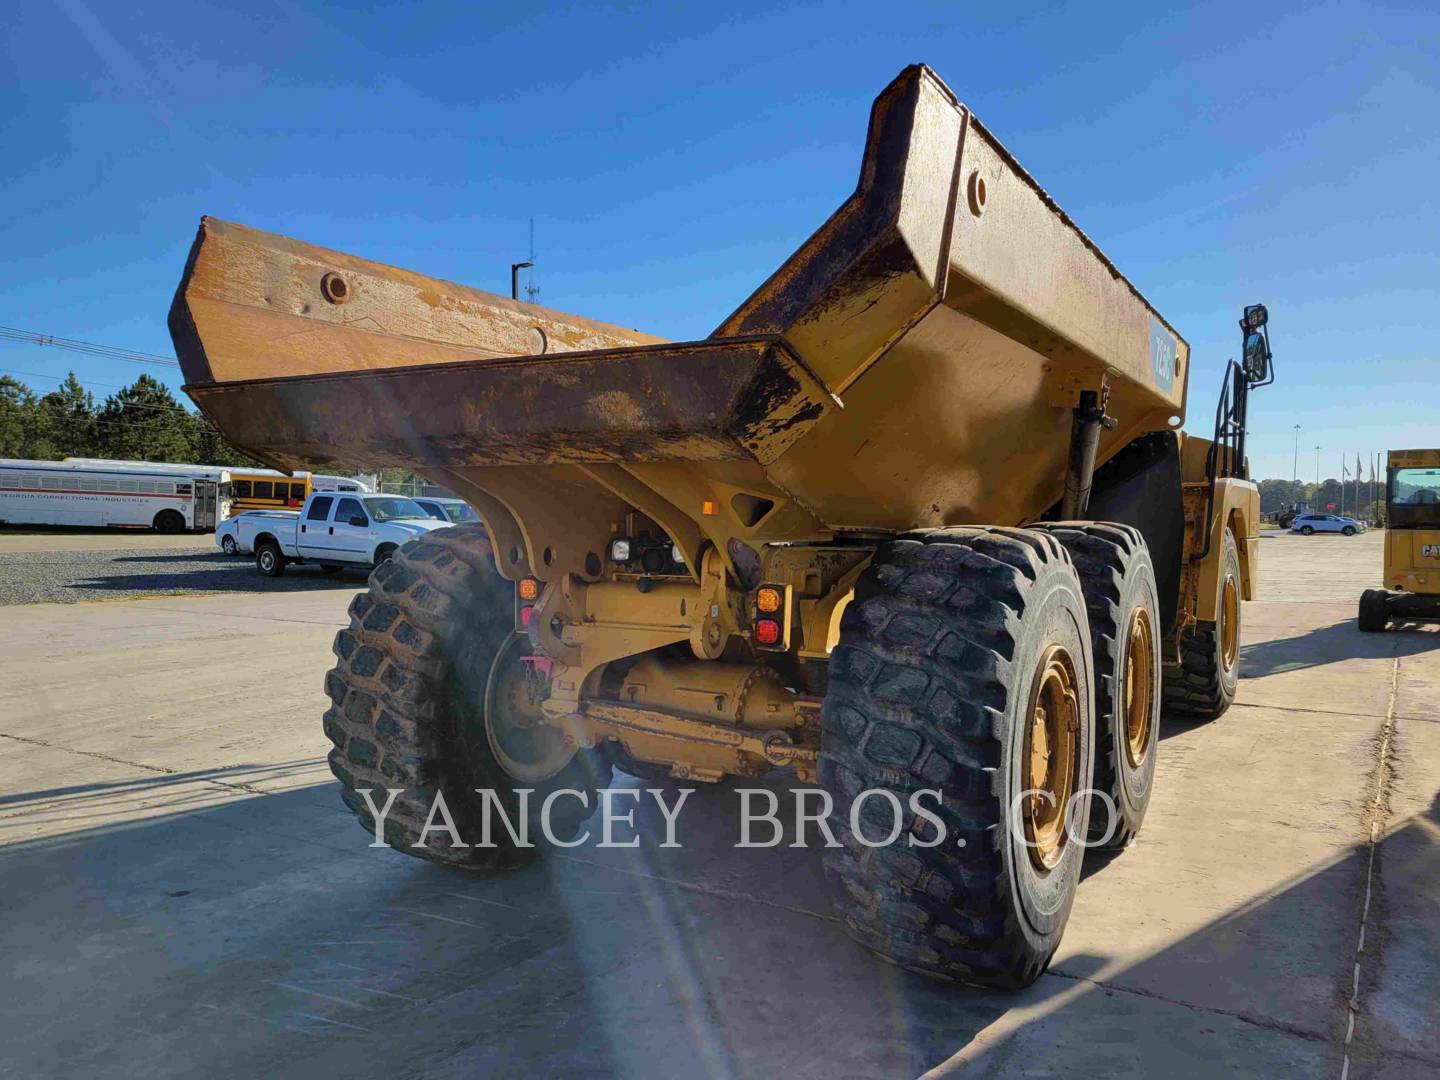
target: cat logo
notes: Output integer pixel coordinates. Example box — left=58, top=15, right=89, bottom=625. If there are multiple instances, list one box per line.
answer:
left=1424, top=544, right=1440, bottom=559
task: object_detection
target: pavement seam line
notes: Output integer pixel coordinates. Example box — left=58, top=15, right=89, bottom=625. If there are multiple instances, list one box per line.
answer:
left=1231, top=700, right=1440, bottom=726
left=1045, top=969, right=1329, bottom=1044
left=1339, top=654, right=1399, bottom=1080
left=0, top=730, right=277, bottom=797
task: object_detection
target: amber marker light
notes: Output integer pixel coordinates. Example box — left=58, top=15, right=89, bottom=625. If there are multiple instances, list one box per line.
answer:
left=756, top=585, right=783, bottom=614
left=518, top=577, right=541, bottom=602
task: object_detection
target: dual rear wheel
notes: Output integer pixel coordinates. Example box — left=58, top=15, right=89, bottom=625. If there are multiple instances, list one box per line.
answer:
left=819, top=523, right=1161, bottom=987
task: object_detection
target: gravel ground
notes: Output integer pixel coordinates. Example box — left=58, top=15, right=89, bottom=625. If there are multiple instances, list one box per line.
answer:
left=0, top=546, right=366, bottom=605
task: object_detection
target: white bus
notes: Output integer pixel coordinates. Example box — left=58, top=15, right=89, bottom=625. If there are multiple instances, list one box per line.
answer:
left=312, top=473, right=373, bottom=493
left=65, top=459, right=374, bottom=499
left=0, top=458, right=230, bottom=532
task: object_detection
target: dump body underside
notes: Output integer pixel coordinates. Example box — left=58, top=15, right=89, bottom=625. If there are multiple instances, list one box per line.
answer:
left=173, top=65, right=1190, bottom=591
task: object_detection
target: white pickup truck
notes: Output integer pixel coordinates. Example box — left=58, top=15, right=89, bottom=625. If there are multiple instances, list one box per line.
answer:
left=249, top=492, right=449, bottom=576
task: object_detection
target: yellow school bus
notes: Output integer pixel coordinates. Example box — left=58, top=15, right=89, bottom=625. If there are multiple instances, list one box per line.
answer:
left=227, top=469, right=311, bottom=514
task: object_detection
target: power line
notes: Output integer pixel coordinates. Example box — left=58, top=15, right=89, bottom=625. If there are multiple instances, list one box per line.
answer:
left=2, top=367, right=131, bottom=392
left=0, top=325, right=179, bottom=368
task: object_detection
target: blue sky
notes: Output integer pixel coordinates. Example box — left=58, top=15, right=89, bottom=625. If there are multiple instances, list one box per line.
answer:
left=2, top=0, right=1436, bottom=481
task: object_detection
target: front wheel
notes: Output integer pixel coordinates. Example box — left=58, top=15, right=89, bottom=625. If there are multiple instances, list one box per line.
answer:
left=1163, top=527, right=1241, bottom=720
left=1343, top=526, right=1356, bottom=536
left=221, top=535, right=238, bottom=556
left=820, top=526, right=1095, bottom=989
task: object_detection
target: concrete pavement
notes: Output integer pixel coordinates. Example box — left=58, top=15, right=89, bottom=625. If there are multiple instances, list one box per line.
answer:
left=1, top=530, right=1435, bottom=1077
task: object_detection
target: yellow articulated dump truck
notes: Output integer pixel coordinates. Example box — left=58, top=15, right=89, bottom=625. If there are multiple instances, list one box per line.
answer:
left=169, top=65, right=1271, bottom=988
left=1359, top=449, right=1440, bottom=631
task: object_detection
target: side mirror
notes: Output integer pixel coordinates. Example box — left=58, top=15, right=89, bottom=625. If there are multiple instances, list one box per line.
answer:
left=1243, top=331, right=1270, bottom=382
left=349, top=515, right=369, bottom=527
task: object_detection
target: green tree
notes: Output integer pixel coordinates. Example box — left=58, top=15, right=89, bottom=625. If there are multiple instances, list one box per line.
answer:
left=34, top=372, right=98, bottom=458
left=0, top=376, right=39, bottom=457
left=94, top=374, right=195, bottom=462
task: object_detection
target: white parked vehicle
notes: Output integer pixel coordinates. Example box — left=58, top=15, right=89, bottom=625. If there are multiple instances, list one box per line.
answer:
left=1290, top=512, right=1366, bottom=536
left=311, top=474, right=373, bottom=494
left=411, top=496, right=480, bottom=525
left=216, top=510, right=298, bottom=555
left=250, top=492, right=447, bottom=576
left=0, top=458, right=228, bottom=532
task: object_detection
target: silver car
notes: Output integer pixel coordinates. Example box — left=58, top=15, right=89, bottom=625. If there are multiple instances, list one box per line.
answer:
left=1290, top=512, right=1364, bottom=536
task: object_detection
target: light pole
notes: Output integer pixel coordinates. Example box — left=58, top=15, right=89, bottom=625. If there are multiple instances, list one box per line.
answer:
left=1292, top=424, right=1300, bottom=490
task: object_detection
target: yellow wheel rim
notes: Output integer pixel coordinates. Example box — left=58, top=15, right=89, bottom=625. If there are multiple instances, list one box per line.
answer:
left=1023, top=644, right=1081, bottom=871
left=1220, top=575, right=1240, bottom=673
left=1123, top=607, right=1155, bottom=768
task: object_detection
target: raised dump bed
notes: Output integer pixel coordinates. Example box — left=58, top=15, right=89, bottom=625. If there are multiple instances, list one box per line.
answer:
left=174, top=66, right=1190, bottom=576
left=171, top=64, right=1267, bottom=991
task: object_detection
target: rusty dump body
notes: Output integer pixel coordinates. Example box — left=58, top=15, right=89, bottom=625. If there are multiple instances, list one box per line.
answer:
left=173, top=65, right=1192, bottom=584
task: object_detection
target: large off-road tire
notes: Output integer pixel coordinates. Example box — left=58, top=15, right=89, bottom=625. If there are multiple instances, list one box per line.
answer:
left=1163, top=527, right=1241, bottom=721
left=1358, top=589, right=1390, bottom=633
left=820, top=527, right=1095, bottom=989
left=324, top=524, right=611, bottom=868
left=1028, top=522, right=1160, bottom=848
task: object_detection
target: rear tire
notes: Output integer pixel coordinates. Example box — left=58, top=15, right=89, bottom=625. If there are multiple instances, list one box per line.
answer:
left=153, top=509, right=185, bottom=534
left=1300, top=525, right=1314, bottom=535
left=324, top=524, right=611, bottom=868
left=1029, top=523, right=1160, bottom=848
left=820, top=526, right=1095, bottom=989
left=256, top=542, right=286, bottom=577
left=1162, top=528, right=1241, bottom=721
left=1358, top=589, right=1389, bottom=633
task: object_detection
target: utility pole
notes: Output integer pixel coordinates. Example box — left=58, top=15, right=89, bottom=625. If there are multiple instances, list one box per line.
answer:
left=1315, top=445, right=1321, bottom=493
left=1292, top=424, right=1300, bottom=485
